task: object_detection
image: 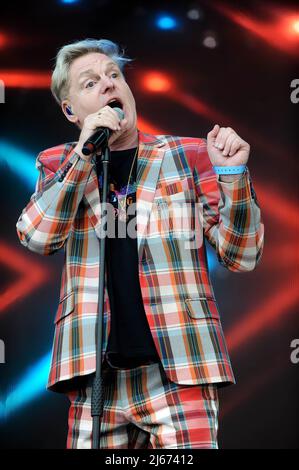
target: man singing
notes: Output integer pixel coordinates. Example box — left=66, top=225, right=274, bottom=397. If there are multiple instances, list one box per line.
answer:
left=16, top=38, right=264, bottom=449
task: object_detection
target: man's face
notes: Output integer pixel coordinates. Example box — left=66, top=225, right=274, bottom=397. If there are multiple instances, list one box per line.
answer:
left=63, top=52, right=137, bottom=134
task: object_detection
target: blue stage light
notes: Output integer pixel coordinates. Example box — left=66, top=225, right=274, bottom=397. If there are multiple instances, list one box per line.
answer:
left=61, top=0, right=79, bottom=4
left=206, top=243, right=218, bottom=272
left=156, top=15, right=177, bottom=30
left=0, top=141, right=37, bottom=189
left=1, top=352, right=51, bottom=419
left=0, top=400, right=5, bottom=420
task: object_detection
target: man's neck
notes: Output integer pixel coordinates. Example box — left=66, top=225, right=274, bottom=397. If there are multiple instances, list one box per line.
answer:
left=109, top=128, right=138, bottom=151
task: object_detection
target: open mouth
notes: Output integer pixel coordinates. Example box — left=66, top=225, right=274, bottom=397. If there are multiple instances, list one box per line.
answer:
left=107, top=99, right=123, bottom=110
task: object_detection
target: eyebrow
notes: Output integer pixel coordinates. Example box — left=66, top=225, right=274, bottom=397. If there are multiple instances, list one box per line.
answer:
left=77, top=62, right=119, bottom=82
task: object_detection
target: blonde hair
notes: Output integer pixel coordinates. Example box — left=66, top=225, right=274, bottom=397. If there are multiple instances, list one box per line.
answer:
left=51, top=38, right=134, bottom=105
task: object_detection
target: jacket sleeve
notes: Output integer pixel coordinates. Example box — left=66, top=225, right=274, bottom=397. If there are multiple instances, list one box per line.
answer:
left=16, top=147, right=94, bottom=255
left=193, top=138, right=264, bottom=272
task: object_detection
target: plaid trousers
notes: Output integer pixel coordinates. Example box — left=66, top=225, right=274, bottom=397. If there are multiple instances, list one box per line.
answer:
left=65, top=357, right=219, bottom=449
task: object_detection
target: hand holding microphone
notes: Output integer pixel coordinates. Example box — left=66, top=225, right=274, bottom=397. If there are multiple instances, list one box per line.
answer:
left=73, top=104, right=127, bottom=161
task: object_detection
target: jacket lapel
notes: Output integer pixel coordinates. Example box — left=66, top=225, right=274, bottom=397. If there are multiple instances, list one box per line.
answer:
left=83, top=129, right=166, bottom=261
left=136, top=131, right=166, bottom=262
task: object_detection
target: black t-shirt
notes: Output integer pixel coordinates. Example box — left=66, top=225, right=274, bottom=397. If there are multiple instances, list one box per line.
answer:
left=96, top=147, right=160, bottom=367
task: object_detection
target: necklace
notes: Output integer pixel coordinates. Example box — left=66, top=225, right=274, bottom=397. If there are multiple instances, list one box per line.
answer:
left=110, top=146, right=138, bottom=222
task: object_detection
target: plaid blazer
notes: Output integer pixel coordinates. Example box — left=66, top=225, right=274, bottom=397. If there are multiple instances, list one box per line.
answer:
left=16, top=129, right=264, bottom=393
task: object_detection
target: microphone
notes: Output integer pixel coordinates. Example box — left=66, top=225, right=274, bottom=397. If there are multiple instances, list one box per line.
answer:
left=81, top=105, right=125, bottom=156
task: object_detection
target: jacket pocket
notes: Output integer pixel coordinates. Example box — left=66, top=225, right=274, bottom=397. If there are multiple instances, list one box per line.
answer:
left=155, top=177, right=188, bottom=197
left=155, top=177, right=195, bottom=201
left=54, top=291, right=75, bottom=324
left=184, top=296, right=220, bottom=320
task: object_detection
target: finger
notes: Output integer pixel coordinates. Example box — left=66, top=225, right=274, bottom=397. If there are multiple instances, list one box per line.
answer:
left=214, top=127, right=229, bottom=149
left=104, top=106, right=124, bottom=123
left=94, top=115, right=120, bottom=131
left=120, top=118, right=128, bottom=128
left=222, top=134, right=238, bottom=156
left=108, top=109, right=125, bottom=129
left=207, top=124, right=220, bottom=141
left=216, top=128, right=237, bottom=150
left=96, top=106, right=122, bottom=125
left=229, top=138, right=242, bottom=156
left=113, top=118, right=128, bottom=132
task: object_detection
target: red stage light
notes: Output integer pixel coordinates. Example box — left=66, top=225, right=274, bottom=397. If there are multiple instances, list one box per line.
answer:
left=143, top=72, right=174, bottom=93
left=0, top=70, right=50, bottom=88
left=0, top=243, right=49, bottom=314
left=292, top=19, right=299, bottom=34
left=0, top=33, right=7, bottom=48
left=212, top=4, right=299, bottom=56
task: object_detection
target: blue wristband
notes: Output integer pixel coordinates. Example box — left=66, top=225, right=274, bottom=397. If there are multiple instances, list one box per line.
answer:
left=213, top=165, right=246, bottom=174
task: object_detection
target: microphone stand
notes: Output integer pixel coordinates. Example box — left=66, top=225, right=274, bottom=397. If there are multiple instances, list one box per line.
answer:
left=90, top=136, right=110, bottom=449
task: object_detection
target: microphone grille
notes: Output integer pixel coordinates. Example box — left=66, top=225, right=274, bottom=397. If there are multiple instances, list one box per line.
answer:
left=113, top=106, right=125, bottom=121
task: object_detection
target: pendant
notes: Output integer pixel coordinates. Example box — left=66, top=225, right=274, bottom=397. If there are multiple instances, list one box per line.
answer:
left=118, top=195, right=128, bottom=222
left=119, top=210, right=128, bottom=222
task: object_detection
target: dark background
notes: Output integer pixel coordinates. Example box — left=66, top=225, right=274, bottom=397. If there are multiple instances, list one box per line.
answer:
left=0, top=0, right=298, bottom=449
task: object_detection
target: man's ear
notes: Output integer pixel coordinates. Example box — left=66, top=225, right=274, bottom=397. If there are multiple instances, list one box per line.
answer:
left=61, top=100, right=79, bottom=124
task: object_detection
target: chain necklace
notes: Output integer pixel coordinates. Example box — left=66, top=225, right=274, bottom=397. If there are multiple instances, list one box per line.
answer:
left=109, top=146, right=138, bottom=222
